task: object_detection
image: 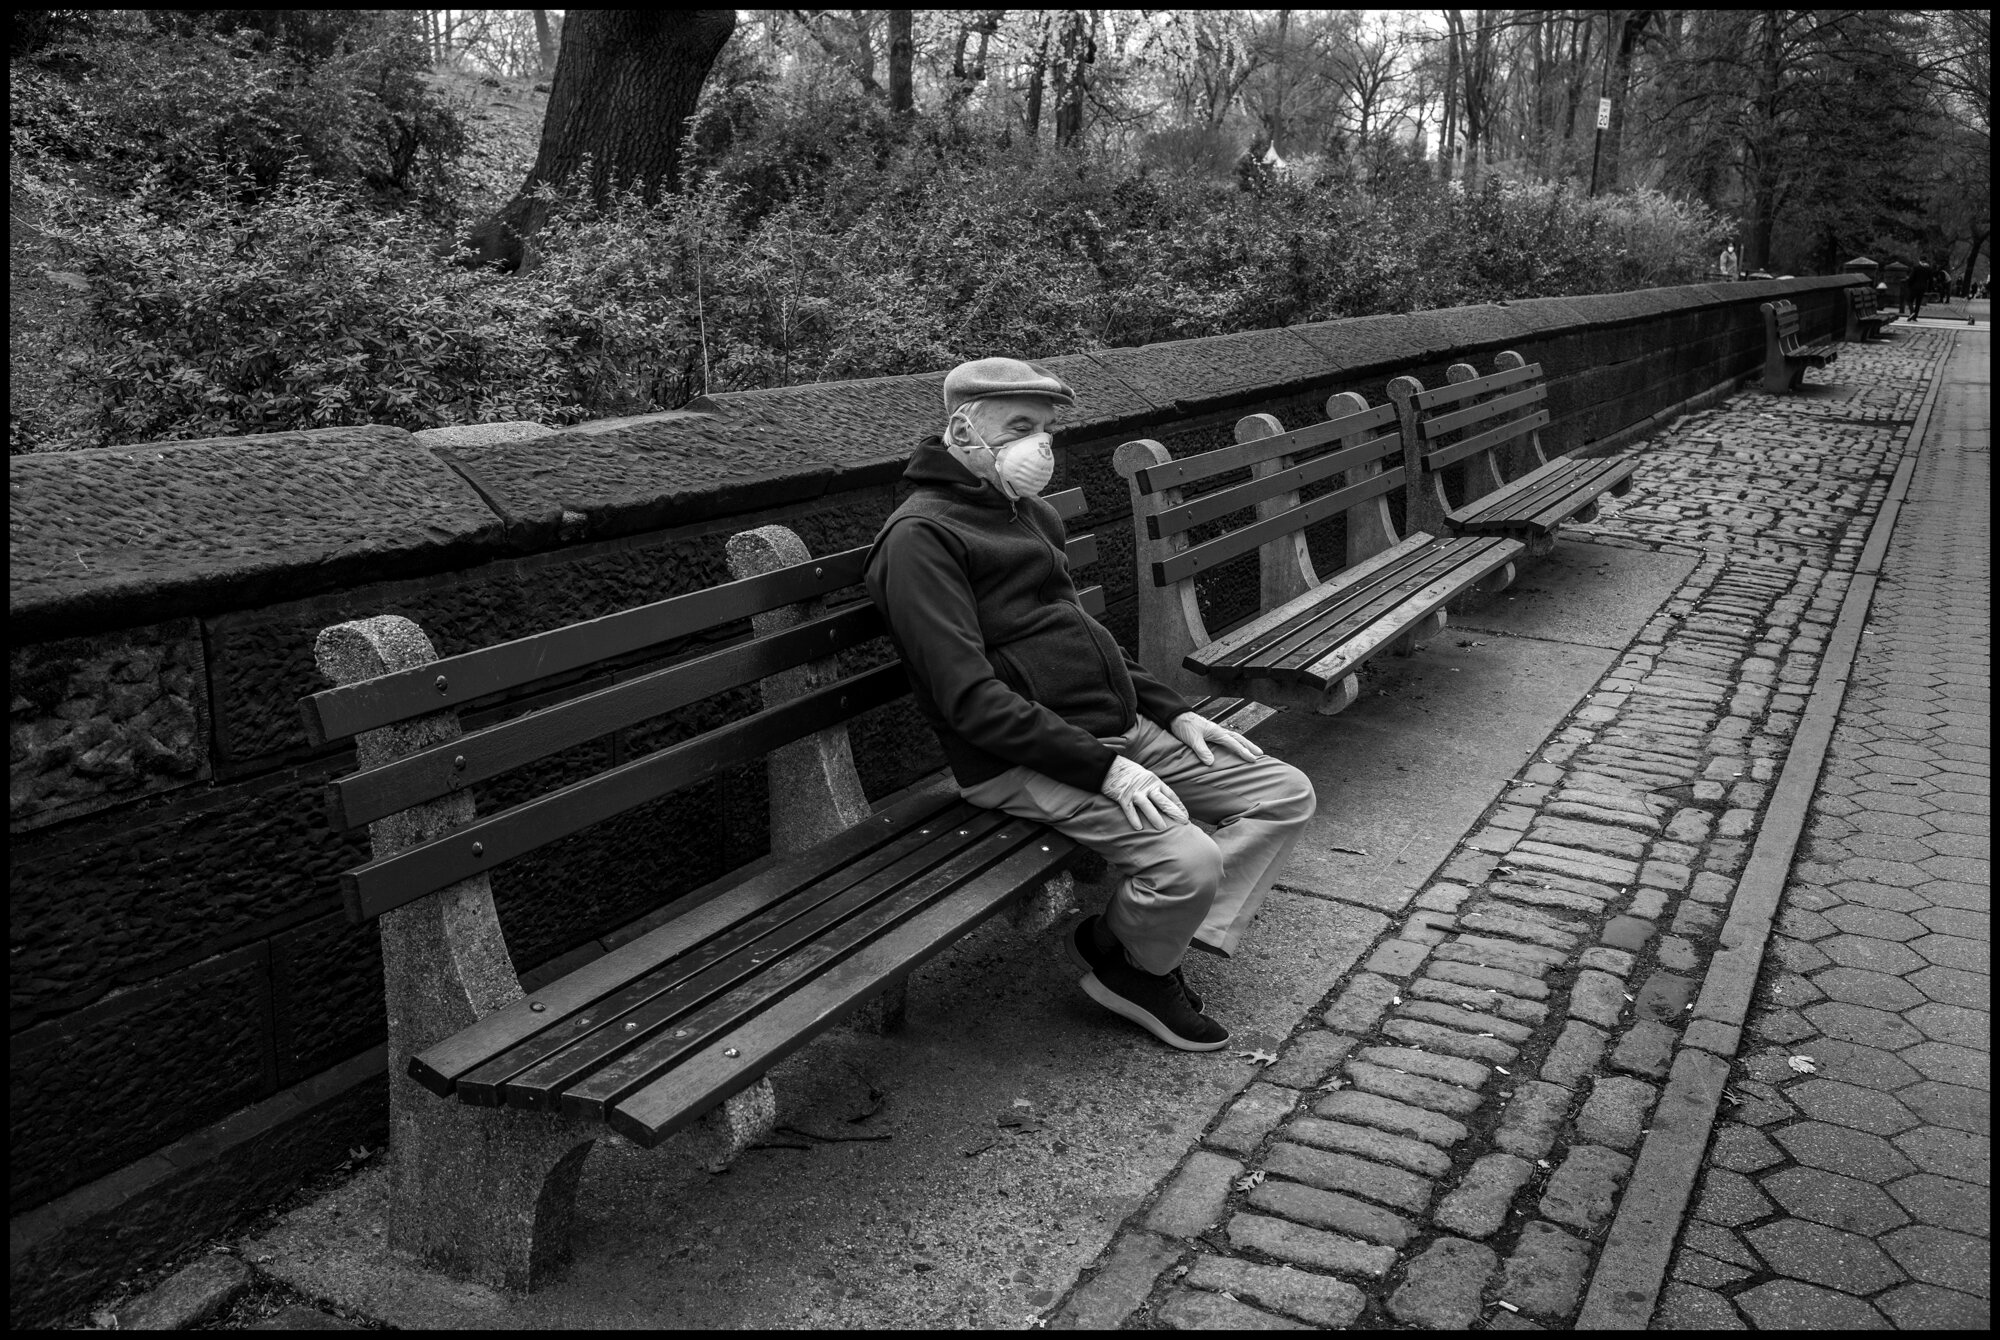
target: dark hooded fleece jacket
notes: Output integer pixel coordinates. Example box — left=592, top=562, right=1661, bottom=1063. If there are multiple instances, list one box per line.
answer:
left=864, top=439, right=1193, bottom=792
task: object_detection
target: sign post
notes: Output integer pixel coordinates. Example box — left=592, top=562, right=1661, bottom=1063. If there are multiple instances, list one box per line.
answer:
left=1588, top=97, right=1611, bottom=196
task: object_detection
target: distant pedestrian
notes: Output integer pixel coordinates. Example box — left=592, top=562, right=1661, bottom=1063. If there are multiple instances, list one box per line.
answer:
left=1908, top=258, right=1931, bottom=320
left=1718, top=243, right=1739, bottom=280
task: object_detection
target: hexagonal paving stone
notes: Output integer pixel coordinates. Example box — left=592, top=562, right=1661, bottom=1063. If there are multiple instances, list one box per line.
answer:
left=1743, top=1219, right=1907, bottom=1294
left=1752, top=1008, right=1817, bottom=1045
left=1910, top=933, right=1989, bottom=972
left=1927, top=790, right=1990, bottom=815
left=1809, top=966, right=1927, bottom=1013
left=1822, top=904, right=1929, bottom=940
left=1904, top=1040, right=1991, bottom=1088
left=1840, top=832, right=1943, bottom=864
left=1763, top=1166, right=1910, bottom=1237
left=1734, top=1279, right=1893, bottom=1330
left=1709, top=1124, right=1784, bottom=1173
left=1819, top=934, right=1926, bottom=975
left=1800, top=1038, right=1923, bottom=1092
left=1909, top=965, right=1988, bottom=1010
left=1883, top=1225, right=1991, bottom=1297
left=1929, top=809, right=1991, bottom=836
left=1876, top=1282, right=1992, bottom=1330
left=1827, top=880, right=1928, bottom=913
left=1695, top=1169, right=1775, bottom=1228
left=1923, top=829, right=1991, bottom=860
left=1894, top=1126, right=1991, bottom=1185
left=1767, top=972, right=1825, bottom=1007
left=1887, top=1173, right=1991, bottom=1235
left=1918, top=853, right=1991, bottom=882
left=1772, top=937, right=1833, bottom=974
left=1906, top=1002, right=1990, bottom=1050
left=1898, top=1080, right=1990, bottom=1135
left=1802, top=1001, right=1926, bottom=1051
left=1916, top=879, right=1990, bottom=911
left=1914, top=904, right=1991, bottom=937
left=1860, top=755, right=1937, bottom=778
left=1773, top=1122, right=1917, bottom=1182
left=1789, top=1079, right=1920, bottom=1136
left=1848, top=810, right=1938, bottom=839
left=1778, top=908, right=1837, bottom=940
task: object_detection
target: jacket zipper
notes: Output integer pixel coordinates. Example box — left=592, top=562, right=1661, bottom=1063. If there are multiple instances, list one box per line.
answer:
left=1018, top=508, right=1126, bottom=712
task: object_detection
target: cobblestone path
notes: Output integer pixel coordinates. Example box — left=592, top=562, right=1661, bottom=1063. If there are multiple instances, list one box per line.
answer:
left=1049, top=329, right=1964, bottom=1330
left=1657, top=333, right=1990, bottom=1329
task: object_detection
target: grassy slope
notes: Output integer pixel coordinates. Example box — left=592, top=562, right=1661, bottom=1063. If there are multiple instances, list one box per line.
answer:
left=7, top=63, right=547, bottom=453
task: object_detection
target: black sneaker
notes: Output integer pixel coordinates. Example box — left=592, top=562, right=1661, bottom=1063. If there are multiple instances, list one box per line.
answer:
left=1082, top=959, right=1230, bottom=1052
left=1067, top=915, right=1201, bottom=1013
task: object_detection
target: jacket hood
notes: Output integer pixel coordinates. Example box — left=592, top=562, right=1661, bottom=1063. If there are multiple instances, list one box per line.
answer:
left=902, top=436, right=1009, bottom=508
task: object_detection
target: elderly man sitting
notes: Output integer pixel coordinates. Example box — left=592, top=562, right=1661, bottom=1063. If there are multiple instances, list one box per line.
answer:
left=864, top=357, right=1317, bottom=1051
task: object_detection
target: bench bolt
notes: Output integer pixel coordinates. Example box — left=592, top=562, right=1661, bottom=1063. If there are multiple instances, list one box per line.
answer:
left=472, top=842, right=484, bottom=857
left=724, top=1048, right=740, bottom=1058
left=530, top=1002, right=546, bottom=1012
left=453, top=755, right=466, bottom=770
left=435, top=675, right=448, bottom=693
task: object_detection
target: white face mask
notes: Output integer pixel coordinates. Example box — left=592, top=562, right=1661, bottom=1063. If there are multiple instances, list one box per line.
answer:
left=955, top=407, right=1056, bottom=500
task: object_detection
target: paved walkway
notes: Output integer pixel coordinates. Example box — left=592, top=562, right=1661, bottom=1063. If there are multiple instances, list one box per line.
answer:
left=1052, top=326, right=1985, bottom=1329
left=1657, top=333, right=1990, bottom=1329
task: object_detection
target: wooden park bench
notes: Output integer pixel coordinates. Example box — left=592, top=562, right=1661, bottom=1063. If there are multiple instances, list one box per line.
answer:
left=1390, top=351, right=1642, bottom=558
left=1114, top=393, right=1524, bottom=717
left=1760, top=298, right=1839, bottom=392
left=1845, top=285, right=1893, bottom=342
left=297, top=488, right=1265, bottom=1289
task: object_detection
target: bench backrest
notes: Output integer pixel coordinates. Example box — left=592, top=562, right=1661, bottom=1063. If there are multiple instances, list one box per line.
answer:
left=1388, top=350, right=1549, bottom=538
left=1112, top=393, right=1406, bottom=694
left=301, top=489, right=1103, bottom=925
left=1762, top=298, right=1809, bottom=350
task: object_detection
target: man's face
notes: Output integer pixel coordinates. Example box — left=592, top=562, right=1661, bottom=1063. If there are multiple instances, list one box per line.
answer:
left=946, top=394, right=1060, bottom=487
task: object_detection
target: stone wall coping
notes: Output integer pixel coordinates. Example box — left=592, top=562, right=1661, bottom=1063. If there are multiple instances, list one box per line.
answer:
left=9, top=276, right=1860, bottom=642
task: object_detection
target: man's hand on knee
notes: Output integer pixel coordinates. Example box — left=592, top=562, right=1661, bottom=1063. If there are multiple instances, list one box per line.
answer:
left=1101, top=756, right=1190, bottom=831
left=1170, top=711, right=1264, bottom=766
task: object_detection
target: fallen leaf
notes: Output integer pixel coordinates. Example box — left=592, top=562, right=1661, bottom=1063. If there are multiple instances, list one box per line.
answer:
left=90, top=1312, right=118, bottom=1330
left=1537, top=1159, right=1552, bottom=1168
left=1240, top=1049, right=1279, bottom=1066
left=1236, top=1170, right=1267, bottom=1192
left=1787, top=1055, right=1818, bottom=1074
left=1327, top=844, right=1372, bottom=856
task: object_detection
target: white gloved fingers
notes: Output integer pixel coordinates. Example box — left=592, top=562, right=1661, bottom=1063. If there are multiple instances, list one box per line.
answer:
left=1183, top=731, right=1215, bottom=765
left=1117, top=794, right=1144, bottom=831
left=1149, top=781, right=1190, bottom=826
left=1131, top=789, right=1166, bottom=831
left=1215, top=725, right=1264, bottom=761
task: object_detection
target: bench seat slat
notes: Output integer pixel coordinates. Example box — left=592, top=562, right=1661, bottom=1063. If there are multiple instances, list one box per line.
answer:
left=1421, top=408, right=1552, bottom=473
left=1154, top=467, right=1406, bottom=587
left=484, top=811, right=1016, bottom=1110
left=569, top=820, right=1065, bottom=1123
left=606, top=829, right=1077, bottom=1147
left=331, top=603, right=888, bottom=830
left=1249, top=537, right=1518, bottom=682
left=1189, top=533, right=1439, bottom=668
left=342, top=662, right=908, bottom=924
left=1450, top=455, right=1641, bottom=534
left=1148, top=431, right=1400, bottom=539
left=407, top=783, right=965, bottom=1095
left=1132, top=403, right=1395, bottom=495
left=1205, top=538, right=1473, bottom=676
left=1291, top=538, right=1523, bottom=687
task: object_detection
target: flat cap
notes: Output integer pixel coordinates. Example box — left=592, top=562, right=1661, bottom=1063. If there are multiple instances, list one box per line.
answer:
left=943, top=357, right=1077, bottom=414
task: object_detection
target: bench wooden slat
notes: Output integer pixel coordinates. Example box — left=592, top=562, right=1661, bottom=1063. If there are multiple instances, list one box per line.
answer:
left=1421, top=408, right=1552, bottom=474
left=1450, top=455, right=1640, bottom=534
left=329, top=602, right=887, bottom=830
left=1292, top=538, right=1522, bottom=686
left=1249, top=538, right=1510, bottom=681
left=1188, top=533, right=1438, bottom=669
left=1420, top=383, right=1547, bottom=439
left=1153, top=466, right=1405, bottom=587
left=406, top=785, right=965, bottom=1096
left=1207, top=538, right=1466, bottom=676
left=1412, top=360, right=1542, bottom=410
left=1132, top=403, right=1396, bottom=495
left=300, top=550, right=872, bottom=745
left=606, top=828, right=1077, bottom=1147
left=456, top=797, right=986, bottom=1104
left=1147, top=430, right=1400, bottom=539
left=1046, top=486, right=1087, bottom=520
left=341, top=662, right=908, bottom=924
left=1077, top=585, right=1107, bottom=618
left=568, top=819, right=1061, bottom=1123
left=1066, top=532, right=1098, bottom=570
left=481, top=811, right=1015, bottom=1110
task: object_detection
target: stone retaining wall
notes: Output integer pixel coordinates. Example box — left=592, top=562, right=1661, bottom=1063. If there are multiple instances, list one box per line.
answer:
left=7, top=275, right=1855, bottom=1322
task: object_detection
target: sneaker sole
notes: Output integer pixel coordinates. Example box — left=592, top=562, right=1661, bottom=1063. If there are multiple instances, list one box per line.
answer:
left=1067, top=923, right=1203, bottom=1014
left=1081, top=972, right=1229, bottom=1052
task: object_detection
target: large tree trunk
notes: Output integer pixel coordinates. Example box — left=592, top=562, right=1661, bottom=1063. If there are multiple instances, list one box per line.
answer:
left=887, top=10, right=913, bottom=117
left=465, top=10, right=735, bottom=273
left=1024, top=33, right=1049, bottom=141
left=1598, top=10, right=1651, bottom=195
left=1052, top=12, right=1093, bottom=149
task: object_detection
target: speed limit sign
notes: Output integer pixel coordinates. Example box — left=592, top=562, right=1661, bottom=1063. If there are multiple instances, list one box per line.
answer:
left=1597, top=97, right=1612, bottom=130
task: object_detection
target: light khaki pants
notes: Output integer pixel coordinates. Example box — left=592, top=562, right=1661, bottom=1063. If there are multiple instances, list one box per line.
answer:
left=960, top=717, right=1316, bottom=975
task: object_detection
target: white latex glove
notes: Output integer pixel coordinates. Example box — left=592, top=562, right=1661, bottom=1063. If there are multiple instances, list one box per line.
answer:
left=1100, top=755, right=1190, bottom=832
left=1170, top=712, right=1265, bottom=766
